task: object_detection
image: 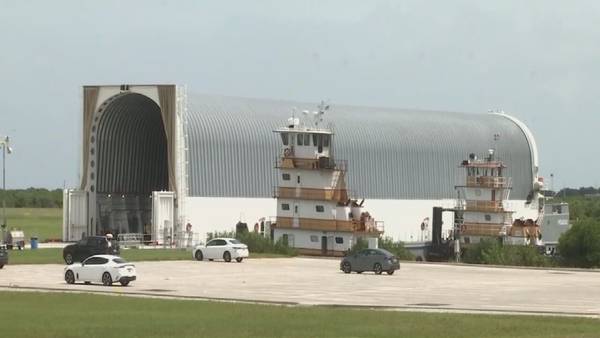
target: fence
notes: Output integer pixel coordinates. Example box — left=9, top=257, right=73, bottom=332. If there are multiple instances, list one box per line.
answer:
left=116, top=233, right=144, bottom=248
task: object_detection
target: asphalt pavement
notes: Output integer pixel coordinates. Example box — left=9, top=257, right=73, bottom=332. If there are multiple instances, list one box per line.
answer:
left=0, top=258, right=599, bottom=317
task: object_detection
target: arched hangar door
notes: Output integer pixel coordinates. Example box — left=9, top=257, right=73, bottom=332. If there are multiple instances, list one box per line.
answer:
left=93, top=92, right=169, bottom=236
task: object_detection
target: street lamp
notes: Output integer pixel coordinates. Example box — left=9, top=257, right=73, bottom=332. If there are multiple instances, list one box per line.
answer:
left=1, top=136, right=12, bottom=244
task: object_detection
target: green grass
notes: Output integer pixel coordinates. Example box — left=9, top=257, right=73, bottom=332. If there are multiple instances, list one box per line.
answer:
left=0, top=291, right=598, bottom=338
left=6, top=247, right=288, bottom=265
left=2, top=207, right=62, bottom=241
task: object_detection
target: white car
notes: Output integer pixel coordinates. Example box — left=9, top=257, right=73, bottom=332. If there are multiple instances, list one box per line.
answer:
left=64, top=255, right=136, bottom=286
left=193, top=238, right=249, bottom=262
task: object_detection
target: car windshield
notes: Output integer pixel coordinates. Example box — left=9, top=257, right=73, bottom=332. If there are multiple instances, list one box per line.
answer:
left=377, top=249, right=394, bottom=257
left=228, top=239, right=242, bottom=244
left=113, top=258, right=127, bottom=264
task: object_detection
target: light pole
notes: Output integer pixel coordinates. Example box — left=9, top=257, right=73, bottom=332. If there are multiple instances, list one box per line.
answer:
left=1, top=136, right=12, bottom=244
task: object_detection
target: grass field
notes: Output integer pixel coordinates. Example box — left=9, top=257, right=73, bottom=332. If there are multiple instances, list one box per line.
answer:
left=2, top=208, right=62, bottom=241
left=6, top=247, right=287, bottom=265
left=0, top=291, right=598, bottom=338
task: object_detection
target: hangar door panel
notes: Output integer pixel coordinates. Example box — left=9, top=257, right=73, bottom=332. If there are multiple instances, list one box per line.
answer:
left=152, top=191, right=175, bottom=244
left=63, top=190, right=88, bottom=241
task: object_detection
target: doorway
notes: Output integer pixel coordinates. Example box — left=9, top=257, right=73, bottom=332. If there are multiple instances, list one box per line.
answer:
left=321, top=236, right=328, bottom=255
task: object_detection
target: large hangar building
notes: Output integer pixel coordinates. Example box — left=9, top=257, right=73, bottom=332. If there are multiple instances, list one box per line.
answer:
left=63, top=84, right=542, bottom=244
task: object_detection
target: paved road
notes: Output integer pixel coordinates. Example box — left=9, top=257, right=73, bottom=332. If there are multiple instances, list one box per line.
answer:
left=1, top=258, right=599, bottom=317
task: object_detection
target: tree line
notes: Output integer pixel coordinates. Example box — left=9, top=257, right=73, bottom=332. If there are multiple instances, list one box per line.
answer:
left=553, top=192, right=600, bottom=268
left=0, top=188, right=63, bottom=208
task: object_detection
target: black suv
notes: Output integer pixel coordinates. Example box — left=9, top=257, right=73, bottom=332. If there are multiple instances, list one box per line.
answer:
left=63, top=236, right=118, bottom=264
left=0, top=245, right=8, bottom=269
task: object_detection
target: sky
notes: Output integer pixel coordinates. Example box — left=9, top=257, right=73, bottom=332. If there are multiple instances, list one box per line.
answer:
left=0, top=0, right=598, bottom=190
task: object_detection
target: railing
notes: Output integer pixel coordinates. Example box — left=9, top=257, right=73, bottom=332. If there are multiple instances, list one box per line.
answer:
left=466, top=176, right=512, bottom=188
left=117, top=233, right=144, bottom=248
left=460, top=223, right=505, bottom=236
left=507, top=224, right=541, bottom=238
left=172, top=231, right=204, bottom=248
left=275, top=156, right=347, bottom=171
left=275, top=217, right=383, bottom=234
left=354, top=220, right=385, bottom=234
left=464, top=200, right=505, bottom=212
left=274, top=186, right=349, bottom=201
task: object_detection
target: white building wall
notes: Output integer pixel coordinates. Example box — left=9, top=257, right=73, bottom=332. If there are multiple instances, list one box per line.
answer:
left=184, top=197, right=276, bottom=242
left=184, top=197, right=539, bottom=243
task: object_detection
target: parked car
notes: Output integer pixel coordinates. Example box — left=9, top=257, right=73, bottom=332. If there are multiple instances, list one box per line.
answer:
left=0, top=244, right=8, bottom=269
left=63, top=236, right=118, bottom=264
left=193, top=238, right=249, bottom=262
left=64, top=255, right=136, bottom=286
left=340, top=248, right=400, bottom=275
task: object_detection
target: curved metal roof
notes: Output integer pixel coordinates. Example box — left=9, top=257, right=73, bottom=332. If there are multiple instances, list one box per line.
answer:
left=186, top=94, right=535, bottom=200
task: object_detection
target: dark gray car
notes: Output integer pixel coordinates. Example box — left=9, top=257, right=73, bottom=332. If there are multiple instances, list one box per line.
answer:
left=340, top=248, right=400, bottom=275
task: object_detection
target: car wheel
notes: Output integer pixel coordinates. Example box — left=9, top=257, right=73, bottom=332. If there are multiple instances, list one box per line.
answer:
left=223, top=251, right=231, bottom=262
left=342, top=261, right=352, bottom=274
left=0, top=265, right=4, bottom=269
left=64, top=253, right=74, bottom=265
left=386, top=270, right=395, bottom=275
left=65, top=270, right=75, bottom=284
left=373, top=263, right=383, bottom=275
left=194, top=250, right=203, bottom=261
left=102, top=272, right=113, bottom=286
left=120, top=281, right=130, bottom=286
left=235, top=257, right=243, bottom=263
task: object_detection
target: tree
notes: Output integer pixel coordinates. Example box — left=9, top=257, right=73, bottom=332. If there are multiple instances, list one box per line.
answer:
left=558, top=219, right=600, bottom=268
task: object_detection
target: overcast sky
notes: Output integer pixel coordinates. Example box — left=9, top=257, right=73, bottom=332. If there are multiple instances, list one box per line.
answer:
left=0, top=0, right=598, bottom=190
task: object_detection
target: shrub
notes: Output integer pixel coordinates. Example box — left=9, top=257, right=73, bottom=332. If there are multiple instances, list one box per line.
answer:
left=462, top=239, right=550, bottom=267
left=206, top=230, right=297, bottom=256
left=379, top=236, right=415, bottom=261
left=558, top=219, right=600, bottom=268
left=347, top=236, right=414, bottom=260
left=346, top=237, right=369, bottom=255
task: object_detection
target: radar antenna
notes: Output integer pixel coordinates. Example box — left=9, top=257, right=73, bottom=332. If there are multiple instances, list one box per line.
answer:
left=314, top=100, right=330, bottom=127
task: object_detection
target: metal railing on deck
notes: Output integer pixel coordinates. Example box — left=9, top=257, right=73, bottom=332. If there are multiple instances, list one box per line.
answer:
left=466, top=176, right=512, bottom=188
left=464, top=200, right=505, bottom=212
left=273, top=186, right=349, bottom=201
left=275, top=156, right=347, bottom=171
left=275, top=217, right=384, bottom=234
left=460, top=223, right=505, bottom=236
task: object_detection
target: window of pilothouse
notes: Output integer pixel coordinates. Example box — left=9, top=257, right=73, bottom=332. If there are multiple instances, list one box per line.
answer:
left=280, top=133, right=289, bottom=146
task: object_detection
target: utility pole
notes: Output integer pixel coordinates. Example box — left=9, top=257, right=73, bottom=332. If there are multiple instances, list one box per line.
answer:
left=1, top=136, right=12, bottom=244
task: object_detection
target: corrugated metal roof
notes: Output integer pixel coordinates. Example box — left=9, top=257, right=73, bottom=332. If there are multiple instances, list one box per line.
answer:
left=186, top=94, right=534, bottom=200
